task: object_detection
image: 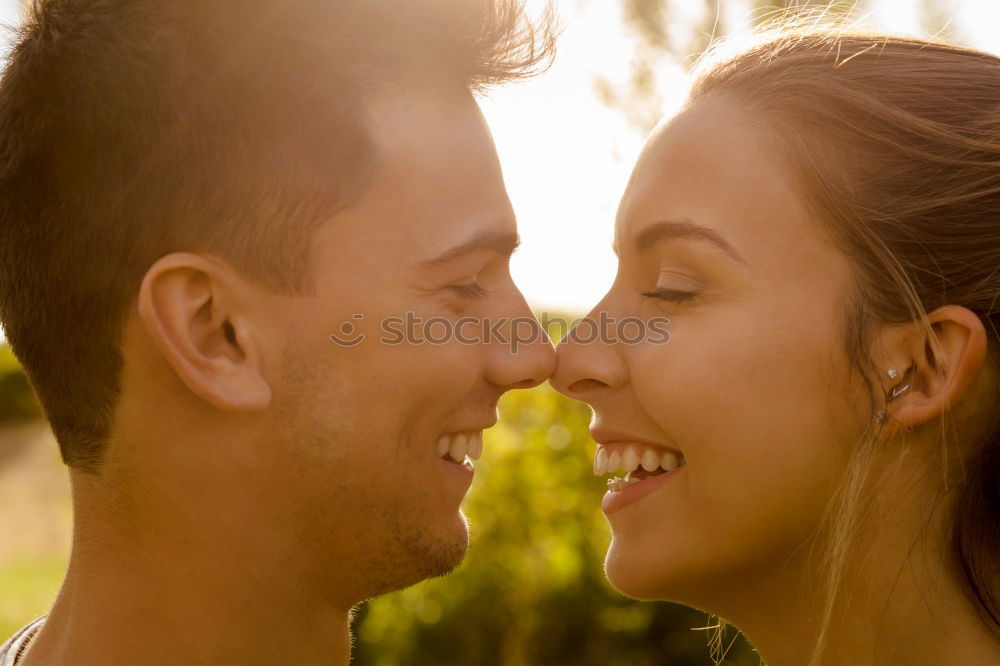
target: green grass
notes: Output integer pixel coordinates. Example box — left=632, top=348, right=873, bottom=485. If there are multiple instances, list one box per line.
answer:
left=0, top=556, right=66, bottom=639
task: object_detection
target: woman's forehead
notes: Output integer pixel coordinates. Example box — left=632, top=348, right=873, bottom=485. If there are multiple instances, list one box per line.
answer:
left=614, top=98, right=849, bottom=282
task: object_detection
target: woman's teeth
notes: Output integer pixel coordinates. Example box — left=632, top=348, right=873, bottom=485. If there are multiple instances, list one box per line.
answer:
left=594, top=444, right=682, bottom=476
left=594, top=444, right=684, bottom=492
left=436, top=431, right=483, bottom=464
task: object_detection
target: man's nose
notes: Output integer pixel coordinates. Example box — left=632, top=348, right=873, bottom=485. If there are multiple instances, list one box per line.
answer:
left=484, top=296, right=556, bottom=390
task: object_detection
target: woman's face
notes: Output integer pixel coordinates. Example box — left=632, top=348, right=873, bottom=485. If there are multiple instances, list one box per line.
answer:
left=551, top=96, right=865, bottom=605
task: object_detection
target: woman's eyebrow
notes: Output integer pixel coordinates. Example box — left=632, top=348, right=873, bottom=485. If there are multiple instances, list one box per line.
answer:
left=613, top=218, right=746, bottom=266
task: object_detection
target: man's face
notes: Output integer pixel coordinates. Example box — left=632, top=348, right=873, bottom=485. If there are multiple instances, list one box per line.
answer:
left=260, top=81, right=555, bottom=604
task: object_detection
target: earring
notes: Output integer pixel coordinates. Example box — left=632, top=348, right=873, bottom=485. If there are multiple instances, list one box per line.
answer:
left=874, top=368, right=909, bottom=424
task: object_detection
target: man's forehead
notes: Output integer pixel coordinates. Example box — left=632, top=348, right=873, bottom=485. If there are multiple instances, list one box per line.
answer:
left=304, top=75, right=515, bottom=269
left=365, top=78, right=488, bottom=151
left=358, top=85, right=502, bottom=194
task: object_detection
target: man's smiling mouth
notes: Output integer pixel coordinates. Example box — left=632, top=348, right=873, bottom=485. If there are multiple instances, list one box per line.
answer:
left=436, top=431, right=484, bottom=465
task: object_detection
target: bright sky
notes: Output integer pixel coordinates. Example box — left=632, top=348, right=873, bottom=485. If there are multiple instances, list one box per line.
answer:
left=0, top=0, right=998, bottom=335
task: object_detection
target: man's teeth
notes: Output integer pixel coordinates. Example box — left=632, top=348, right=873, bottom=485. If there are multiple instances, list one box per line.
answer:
left=593, top=444, right=683, bottom=476
left=436, top=431, right=484, bottom=462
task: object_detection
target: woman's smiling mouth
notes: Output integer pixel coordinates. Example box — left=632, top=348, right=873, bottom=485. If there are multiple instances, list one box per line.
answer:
left=591, top=439, right=686, bottom=514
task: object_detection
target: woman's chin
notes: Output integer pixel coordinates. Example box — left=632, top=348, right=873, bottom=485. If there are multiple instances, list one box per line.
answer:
left=604, top=543, right=676, bottom=601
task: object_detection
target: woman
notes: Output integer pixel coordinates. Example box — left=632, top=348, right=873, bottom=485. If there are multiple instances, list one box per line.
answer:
left=551, top=23, right=1000, bottom=666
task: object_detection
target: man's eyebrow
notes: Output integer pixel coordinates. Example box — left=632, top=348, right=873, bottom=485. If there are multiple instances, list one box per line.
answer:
left=419, top=229, right=521, bottom=267
left=612, top=219, right=746, bottom=265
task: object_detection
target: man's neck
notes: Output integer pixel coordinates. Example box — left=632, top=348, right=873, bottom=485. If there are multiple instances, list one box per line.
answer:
left=19, top=502, right=354, bottom=666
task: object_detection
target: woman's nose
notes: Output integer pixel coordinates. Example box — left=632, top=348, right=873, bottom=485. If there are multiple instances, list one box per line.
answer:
left=550, top=313, right=629, bottom=400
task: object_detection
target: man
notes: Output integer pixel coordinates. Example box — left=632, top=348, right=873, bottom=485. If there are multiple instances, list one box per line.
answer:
left=0, top=0, right=556, bottom=664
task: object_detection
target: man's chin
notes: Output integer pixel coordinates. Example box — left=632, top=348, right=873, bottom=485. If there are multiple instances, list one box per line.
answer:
left=419, top=536, right=468, bottom=582
left=364, top=511, right=470, bottom=598
left=407, top=510, right=471, bottom=579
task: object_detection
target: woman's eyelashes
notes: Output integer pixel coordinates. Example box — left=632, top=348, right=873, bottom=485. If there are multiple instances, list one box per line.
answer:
left=640, top=287, right=699, bottom=304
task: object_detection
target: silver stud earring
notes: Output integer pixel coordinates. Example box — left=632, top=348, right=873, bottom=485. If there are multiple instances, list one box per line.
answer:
left=875, top=368, right=909, bottom=424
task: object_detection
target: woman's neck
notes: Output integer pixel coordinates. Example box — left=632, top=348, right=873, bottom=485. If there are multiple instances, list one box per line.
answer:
left=742, top=561, right=998, bottom=665
left=722, top=486, right=1000, bottom=666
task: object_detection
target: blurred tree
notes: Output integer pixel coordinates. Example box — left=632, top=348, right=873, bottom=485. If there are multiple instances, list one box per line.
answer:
left=594, top=0, right=960, bottom=134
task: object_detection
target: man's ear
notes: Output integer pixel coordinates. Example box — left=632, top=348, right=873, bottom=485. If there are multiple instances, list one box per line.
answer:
left=137, top=252, right=272, bottom=412
left=880, top=305, right=988, bottom=441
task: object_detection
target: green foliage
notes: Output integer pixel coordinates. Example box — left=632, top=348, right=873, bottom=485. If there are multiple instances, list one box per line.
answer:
left=0, top=344, right=20, bottom=375
left=0, top=345, right=41, bottom=425
left=0, top=557, right=66, bottom=641
left=351, top=384, right=760, bottom=666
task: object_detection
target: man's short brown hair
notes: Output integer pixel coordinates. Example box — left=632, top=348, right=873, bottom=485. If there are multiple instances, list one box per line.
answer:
left=0, top=0, right=554, bottom=472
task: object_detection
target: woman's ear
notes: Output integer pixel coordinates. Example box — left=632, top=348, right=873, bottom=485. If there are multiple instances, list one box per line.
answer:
left=136, top=252, right=272, bottom=412
left=881, top=305, right=988, bottom=441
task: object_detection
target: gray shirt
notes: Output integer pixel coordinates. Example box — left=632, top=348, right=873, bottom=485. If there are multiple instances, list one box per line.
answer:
left=0, top=616, right=46, bottom=666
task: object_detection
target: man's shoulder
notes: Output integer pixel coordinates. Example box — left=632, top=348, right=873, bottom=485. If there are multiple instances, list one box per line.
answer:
left=0, top=616, right=47, bottom=666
